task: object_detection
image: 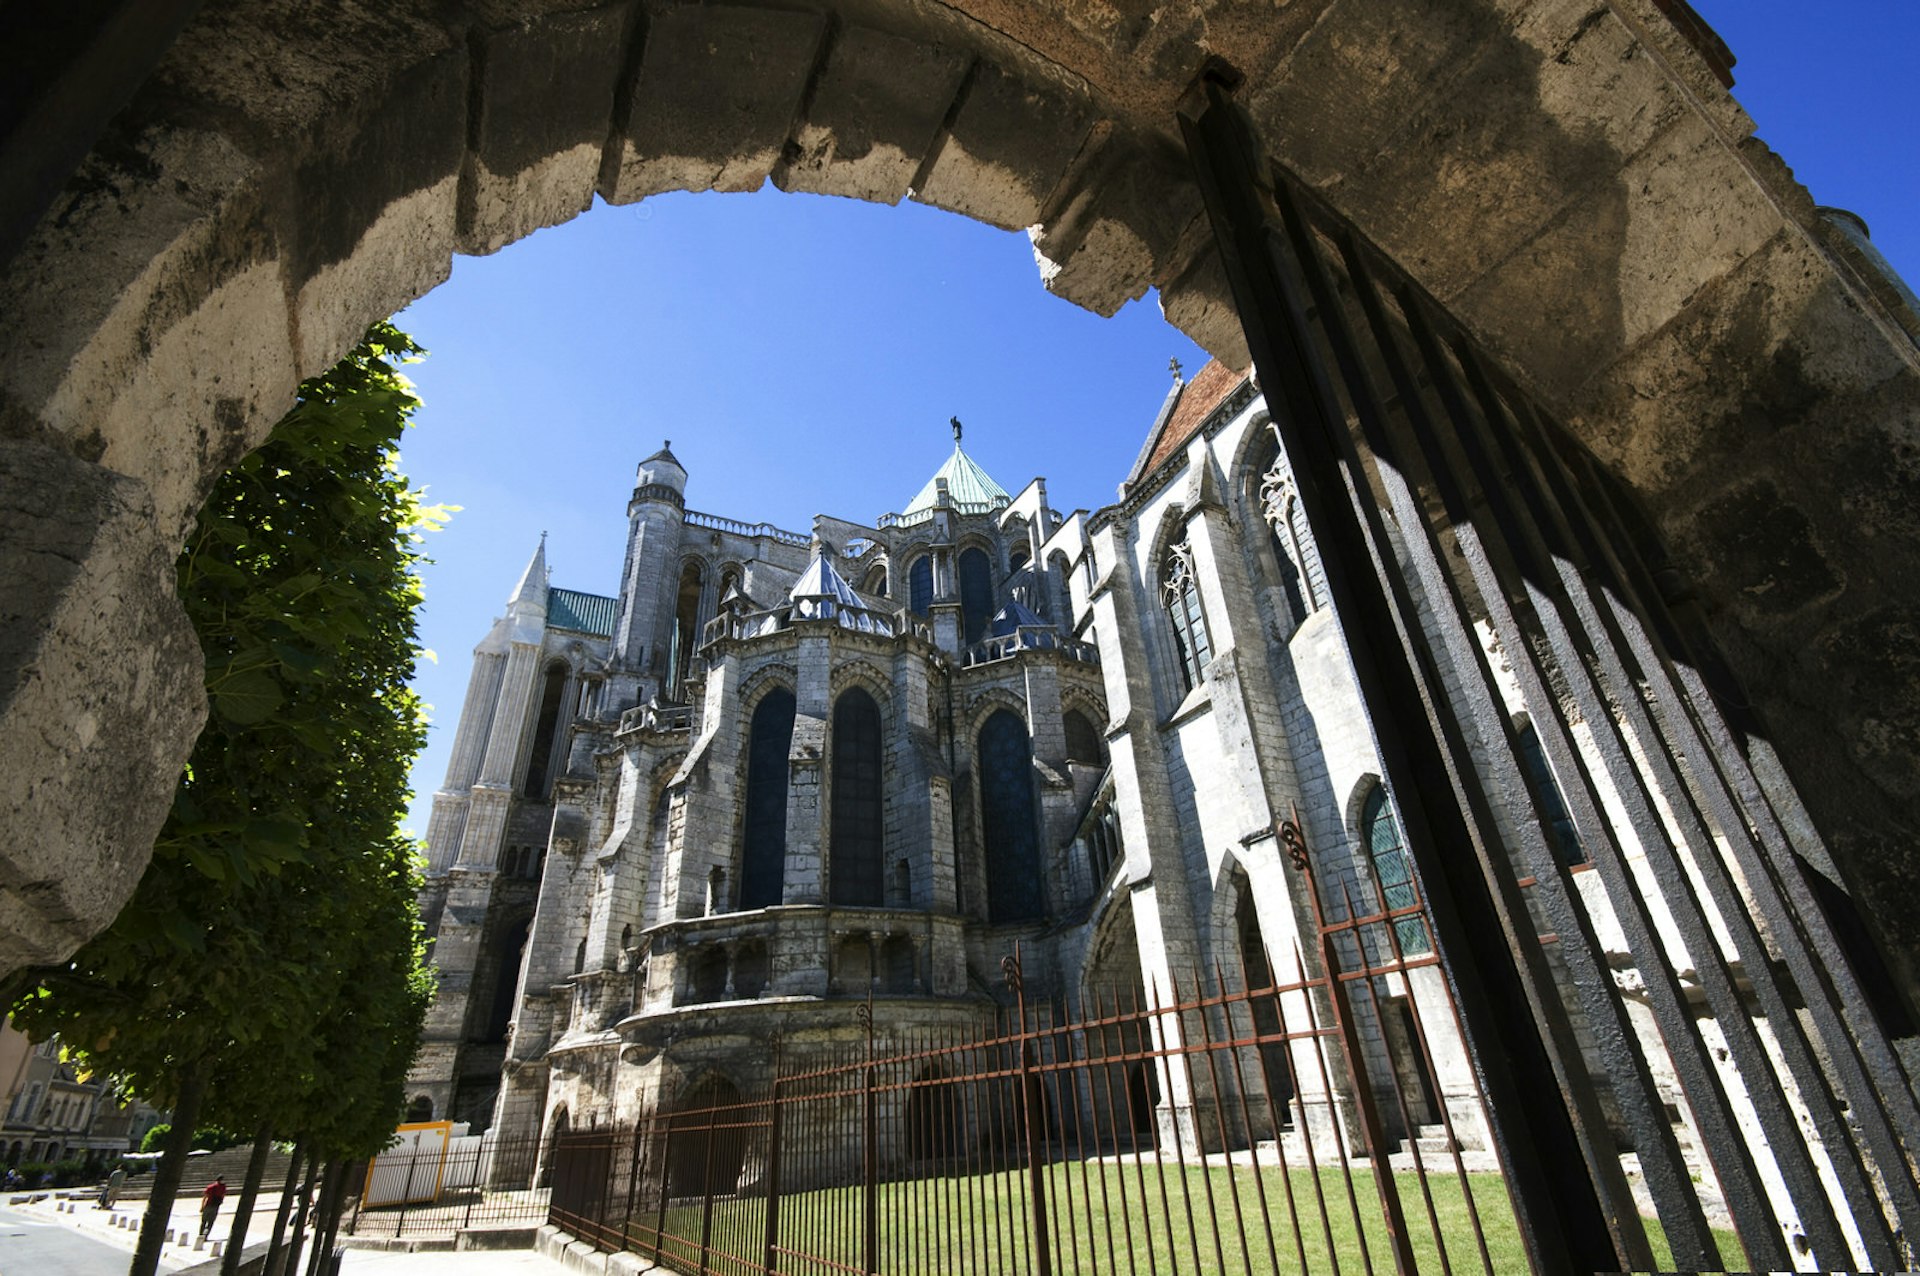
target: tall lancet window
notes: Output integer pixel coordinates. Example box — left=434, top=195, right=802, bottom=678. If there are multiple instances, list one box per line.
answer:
left=1361, top=785, right=1430, bottom=956
left=979, top=710, right=1043, bottom=923
left=667, top=560, right=705, bottom=700
left=829, top=688, right=884, bottom=906
left=1162, top=539, right=1212, bottom=693
left=958, top=548, right=993, bottom=645
left=741, top=689, right=795, bottom=909
left=908, top=556, right=933, bottom=617
left=524, top=662, right=569, bottom=798
left=1259, top=457, right=1321, bottom=623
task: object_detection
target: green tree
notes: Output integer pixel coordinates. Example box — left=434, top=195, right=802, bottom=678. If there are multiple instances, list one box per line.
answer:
left=4, top=322, right=445, bottom=1276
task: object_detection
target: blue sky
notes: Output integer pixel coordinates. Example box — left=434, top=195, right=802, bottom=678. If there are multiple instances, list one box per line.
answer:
left=392, top=3, right=1919, bottom=835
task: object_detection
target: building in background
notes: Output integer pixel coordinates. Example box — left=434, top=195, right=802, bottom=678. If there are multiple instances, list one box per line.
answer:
left=0, top=1017, right=164, bottom=1171
left=408, top=366, right=1502, bottom=1175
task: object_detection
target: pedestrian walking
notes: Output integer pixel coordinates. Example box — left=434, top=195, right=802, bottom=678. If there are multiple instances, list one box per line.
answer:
left=199, top=1176, right=227, bottom=1238
left=97, top=1165, right=126, bottom=1208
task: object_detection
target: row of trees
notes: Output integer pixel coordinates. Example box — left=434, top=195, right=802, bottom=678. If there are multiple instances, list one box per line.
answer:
left=2, top=323, right=448, bottom=1276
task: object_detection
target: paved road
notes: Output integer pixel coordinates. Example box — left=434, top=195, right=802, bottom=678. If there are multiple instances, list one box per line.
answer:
left=0, top=1198, right=131, bottom=1276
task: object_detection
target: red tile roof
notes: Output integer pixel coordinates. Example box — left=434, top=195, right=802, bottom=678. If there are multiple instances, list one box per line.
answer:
left=1137, top=360, right=1247, bottom=479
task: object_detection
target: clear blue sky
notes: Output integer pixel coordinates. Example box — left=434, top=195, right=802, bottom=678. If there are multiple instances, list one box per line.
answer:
left=392, top=2, right=1919, bottom=835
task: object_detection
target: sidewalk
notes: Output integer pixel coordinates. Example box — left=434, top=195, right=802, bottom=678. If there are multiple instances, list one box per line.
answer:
left=3, top=1191, right=579, bottom=1274
left=6, top=1188, right=247, bottom=1270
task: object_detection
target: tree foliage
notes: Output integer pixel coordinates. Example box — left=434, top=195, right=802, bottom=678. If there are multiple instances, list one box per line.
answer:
left=6, top=322, right=445, bottom=1160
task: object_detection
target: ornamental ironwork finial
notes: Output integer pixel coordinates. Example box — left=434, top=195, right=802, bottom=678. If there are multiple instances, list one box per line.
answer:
left=1170, top=356, right=1184, bottom=384
left=951, top=416, right=963, bottom=443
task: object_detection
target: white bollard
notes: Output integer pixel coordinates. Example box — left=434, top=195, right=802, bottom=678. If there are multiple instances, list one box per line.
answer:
left=211, top=1240, right=224, bottom=1257
left=193, top=1235, right=205, bottom=1251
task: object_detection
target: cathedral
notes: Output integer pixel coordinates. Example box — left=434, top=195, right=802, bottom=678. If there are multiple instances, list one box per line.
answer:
left=410, top=360, right=1508, bottom=1167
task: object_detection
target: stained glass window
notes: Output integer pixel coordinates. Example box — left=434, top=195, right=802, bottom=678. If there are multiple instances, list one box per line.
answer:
left=908, top=556, right=933, bottom=617
left=741, top=689, right=794, bottom=909
left=979, top=710, right=1043, bottom=922
left=1362, top=785, right=1430, bottom=955
left=830, top=688, right=884, bottom=906
left=1162, top=541, right=1212, bottom=692
left=1515, top=720, right=1587, bottom=866
left=959, top=547, right=993, bottom=645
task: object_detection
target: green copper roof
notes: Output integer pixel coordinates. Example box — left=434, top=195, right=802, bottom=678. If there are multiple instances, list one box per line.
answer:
left=901, top=445, right=1012, bottom=519
left=548, top=588, right=617, bottom=637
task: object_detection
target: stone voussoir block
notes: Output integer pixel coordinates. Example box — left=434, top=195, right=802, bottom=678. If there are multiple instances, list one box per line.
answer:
left=911, top=61, right=1095, bottom=232
left=771, top=23, right=971, bottom=205
left=0, top=440, right=206, bottom=974
left=603, top=4, right=828, bottom=204
left=461, top=3, right=640, bottom=255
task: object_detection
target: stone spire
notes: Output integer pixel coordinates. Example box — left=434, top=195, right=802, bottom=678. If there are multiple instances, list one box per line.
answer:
left=507, top=534, right=549, bottom=617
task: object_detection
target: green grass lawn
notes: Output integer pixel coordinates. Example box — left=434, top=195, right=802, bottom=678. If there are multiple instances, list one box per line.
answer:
left=619, top=1158, right=1745, bottom=1275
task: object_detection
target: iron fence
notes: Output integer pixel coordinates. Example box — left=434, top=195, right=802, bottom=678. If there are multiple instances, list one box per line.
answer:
left=551, top=856, right=1555, bottom=1276
left=343, top=1132, right=549, bottom=1240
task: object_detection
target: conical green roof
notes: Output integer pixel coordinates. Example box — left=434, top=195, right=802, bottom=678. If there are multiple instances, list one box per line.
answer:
left=902, top=444, right=1012, bottom=518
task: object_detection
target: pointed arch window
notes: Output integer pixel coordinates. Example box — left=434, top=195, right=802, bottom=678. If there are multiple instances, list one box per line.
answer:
left=979, top=710, right=1043, bottom=923
left=523, top=662, right=569, bottom=798
left=667, top=560, right=706, bottom=701
left=1513, top=717, right=1587, bottom=867
left=1162, top=539, right=1213, bottom=692
left=958, top=547, right=993, bottom=644
left=1259, top=458, right=1320, bottom=624
left=908, top=556, right=934, bottom=617
left=1063, top=709, right=1105, bottom=766
left=830, top=688, right=884, bottom=906
left=1361, top=785, right=1430, bottom=956
left=741, top=689, right=795, bottom=909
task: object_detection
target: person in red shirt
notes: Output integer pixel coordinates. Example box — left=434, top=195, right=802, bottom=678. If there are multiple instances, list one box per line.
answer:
left=199, top=1176, right=227, bottom=1239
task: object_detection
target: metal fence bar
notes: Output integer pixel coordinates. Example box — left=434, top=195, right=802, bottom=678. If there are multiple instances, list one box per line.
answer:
left=1180, top=65, right=1619, bottom=1273
left=1430, top=316, right=1864, bottom=1266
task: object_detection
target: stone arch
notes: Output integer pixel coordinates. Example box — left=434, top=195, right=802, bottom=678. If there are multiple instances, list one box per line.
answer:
left=960, top=685, right=1028, bottom=738
left=827, top=659, right=893, bottom=712
left=1061, top=705, right=1106, bottom=767
left=736, top=662, right=799, bottom=707
left=2, top=0, right=1909, bottom=1017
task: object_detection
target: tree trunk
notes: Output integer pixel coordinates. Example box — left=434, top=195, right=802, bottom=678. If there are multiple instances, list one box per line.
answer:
left=263, top=1142, right=304, bottom=1276
left=303, top=1162, right=342, bottom=1276
left=278, top=1155, right=317, bottom=1276
left=129, top=1062, right=208, bottom=1276
left=220, top=1125, right=273, bottom=1276
left=315, top=1159, right=355, bottom=1270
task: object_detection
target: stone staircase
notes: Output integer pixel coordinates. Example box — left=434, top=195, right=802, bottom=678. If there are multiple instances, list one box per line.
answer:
left=1397, top=1124, right=1458, bottom=1160
left=118, top=1145, right=296, bottom=1199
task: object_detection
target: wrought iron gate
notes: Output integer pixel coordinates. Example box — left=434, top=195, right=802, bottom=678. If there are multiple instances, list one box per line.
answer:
left=1180, top=62, right=1920, bottom=1274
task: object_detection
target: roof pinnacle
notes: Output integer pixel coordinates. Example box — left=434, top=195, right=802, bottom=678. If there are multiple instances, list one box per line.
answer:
left=950, top=416, right=963, bottom=444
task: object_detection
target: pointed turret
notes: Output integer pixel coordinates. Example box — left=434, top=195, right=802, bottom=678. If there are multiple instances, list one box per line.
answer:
left=900, top=420, right=1012, bottom=519
left=507, top=534, right=550, bottom=618
left=789, top=538, right=894, bottom=635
